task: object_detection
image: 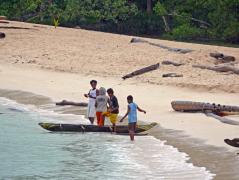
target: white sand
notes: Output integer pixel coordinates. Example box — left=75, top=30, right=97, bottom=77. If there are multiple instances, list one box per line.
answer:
left=0, top=21, right=239, bottom=150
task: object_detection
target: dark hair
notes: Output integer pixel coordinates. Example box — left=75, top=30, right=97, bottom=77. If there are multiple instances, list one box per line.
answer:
left=107, top=88, right=114, bottom=94
left=127, top=95, right=133, bottom=101
left=90, top=80, right=97, bottom=84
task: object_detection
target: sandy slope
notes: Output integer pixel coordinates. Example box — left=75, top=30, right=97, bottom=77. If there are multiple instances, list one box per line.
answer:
left=0, top=21, right=239, bottom=93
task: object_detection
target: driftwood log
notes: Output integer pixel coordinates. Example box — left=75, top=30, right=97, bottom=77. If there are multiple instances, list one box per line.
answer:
left=172, top=101, right=239, bottom=126
left=171, top=101, right=239, bottom=113
left=0, top=32, right=5, bottom=39
left=162, top=60, right=185, bottom=66
left=210, top=52, right=236, bottom=63
left=130, top=38, right=193, bottom=54
left=0, top=16, right=7, bottom=20
left=122, top=63, right=160, bottom=80
left=56, top=100, right=88, bottom=107
left=162, top=73, right=183, bottom=78
left=192, top=64, right=239, bottom=74
left=205, top=112, right=239, bottom=126
left=0, top=21, right=9, bottom=24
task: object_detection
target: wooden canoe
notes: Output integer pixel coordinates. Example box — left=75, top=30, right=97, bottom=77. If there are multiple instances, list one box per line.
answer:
left=39, top=122, right=157, bottom=133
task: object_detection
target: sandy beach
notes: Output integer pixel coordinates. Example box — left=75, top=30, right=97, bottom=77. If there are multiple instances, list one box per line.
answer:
left=1, top=21, right=239, bottom=179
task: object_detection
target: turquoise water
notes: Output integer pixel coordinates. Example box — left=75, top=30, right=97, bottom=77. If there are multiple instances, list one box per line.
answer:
left=0, top=98, right=214, bottom=180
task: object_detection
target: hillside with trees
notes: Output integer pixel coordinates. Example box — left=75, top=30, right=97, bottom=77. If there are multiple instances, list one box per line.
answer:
left=0, top=0, right=238, bottom=44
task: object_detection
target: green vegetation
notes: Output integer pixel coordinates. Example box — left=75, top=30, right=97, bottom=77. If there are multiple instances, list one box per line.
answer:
left=0, top=0, right=238, bottom=44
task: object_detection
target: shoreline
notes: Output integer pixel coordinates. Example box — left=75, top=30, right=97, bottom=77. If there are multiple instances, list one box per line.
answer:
left=1, top=89, right=238, bottom=179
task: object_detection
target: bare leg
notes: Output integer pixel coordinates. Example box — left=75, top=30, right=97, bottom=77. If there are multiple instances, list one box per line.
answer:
left=129, top=130, right=134, bottom=141
left=101, top=114, right=105, bottom=126
left=128, top=123, right=135, bottom=141
left=112, top=123, right=116, bottom=132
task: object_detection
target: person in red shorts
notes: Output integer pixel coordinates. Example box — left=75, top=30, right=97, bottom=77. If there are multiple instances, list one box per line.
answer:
left=95, top=87, right=110, bottom=126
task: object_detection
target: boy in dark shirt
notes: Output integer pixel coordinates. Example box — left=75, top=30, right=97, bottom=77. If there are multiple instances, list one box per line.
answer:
left=102, top=88, right=119, bottom=132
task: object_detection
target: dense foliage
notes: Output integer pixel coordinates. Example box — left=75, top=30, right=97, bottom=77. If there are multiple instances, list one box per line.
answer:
left=0, top=0, right=238, bottom=44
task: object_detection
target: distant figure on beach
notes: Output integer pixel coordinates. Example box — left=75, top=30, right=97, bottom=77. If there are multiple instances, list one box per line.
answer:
left=102, top=88, right=119, bottom=131
left=84, top=80, right=99, bottom=124
left=95, top=87, right=109, bottom=126
left=120, top=95, right=146, bottom=141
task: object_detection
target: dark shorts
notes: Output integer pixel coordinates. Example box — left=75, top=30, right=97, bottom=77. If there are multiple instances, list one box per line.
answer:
left=128, top=122, right=136, bottom=131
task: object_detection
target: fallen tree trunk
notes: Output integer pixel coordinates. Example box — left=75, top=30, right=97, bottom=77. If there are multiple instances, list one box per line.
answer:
left=0, top=16, right=7, bottom=20
left=0, top=21, right=9, bottom=24
left=210, top=52, right=236, bottom=63
left=162, top=60, right=184, bottom=66
left=205, top=112, right=239, bottom=126
left=56, top=100, right=88, bottom=107
left=122, top=63, right=160, bottom=80
left=130, top=38, right=193, bottom=54
left=171, top=101, right=239, bottom=112
left=192, top=64, right=239, bottom=74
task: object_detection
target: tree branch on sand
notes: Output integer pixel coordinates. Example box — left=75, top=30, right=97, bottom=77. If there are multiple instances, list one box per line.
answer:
left=122, top=63, right=160, bottom=80
left=205, top=112, right=239, bottom=126
left=162, top=60, right=185, bottom=66
left=192, top=64, right=239, bottom=75
left=130, top=38, right=193, bottom=54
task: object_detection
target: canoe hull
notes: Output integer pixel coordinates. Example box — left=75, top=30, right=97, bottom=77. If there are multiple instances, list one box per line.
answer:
left=39, top=122, right=157, bottom=134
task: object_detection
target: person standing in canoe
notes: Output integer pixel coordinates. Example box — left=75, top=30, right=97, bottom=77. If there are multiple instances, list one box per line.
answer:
left=120, top=95, right=146, bottom=141
left=102, top=88, right=119, bottom=132
left=95, top=87, right=110, bottom=126
left=84, top=80, right=99, bottom=124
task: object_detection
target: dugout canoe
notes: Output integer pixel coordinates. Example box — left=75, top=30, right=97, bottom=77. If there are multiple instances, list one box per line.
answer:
left=39, top=122, right=157, bottom=133
left=171, top=101, right=239, bottom=113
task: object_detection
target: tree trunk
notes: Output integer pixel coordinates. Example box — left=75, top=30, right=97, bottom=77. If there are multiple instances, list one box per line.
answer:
left=147, top=0, right=152, bottom=14
left=162, top=16, right=170, bottom=32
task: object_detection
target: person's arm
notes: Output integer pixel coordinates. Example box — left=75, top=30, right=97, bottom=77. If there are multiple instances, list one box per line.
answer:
left=95, top=99, right=98, bottom=108
left=120, top=105, right=130, bottom=122
left=137, top=106, right=146, bottom=114
left=107, top=98, right=110, bottom=109
left=84, top=90, right=90, bottom=98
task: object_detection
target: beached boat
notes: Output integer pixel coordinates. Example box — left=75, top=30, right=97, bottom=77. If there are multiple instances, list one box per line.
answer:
left=39, top=122, right=157, bottom=134
left=171, top=101, right=239, bottom=112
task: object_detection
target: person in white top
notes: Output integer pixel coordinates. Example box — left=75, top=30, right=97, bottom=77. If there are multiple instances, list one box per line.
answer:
left=84, top=80, right=99, bottom=124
